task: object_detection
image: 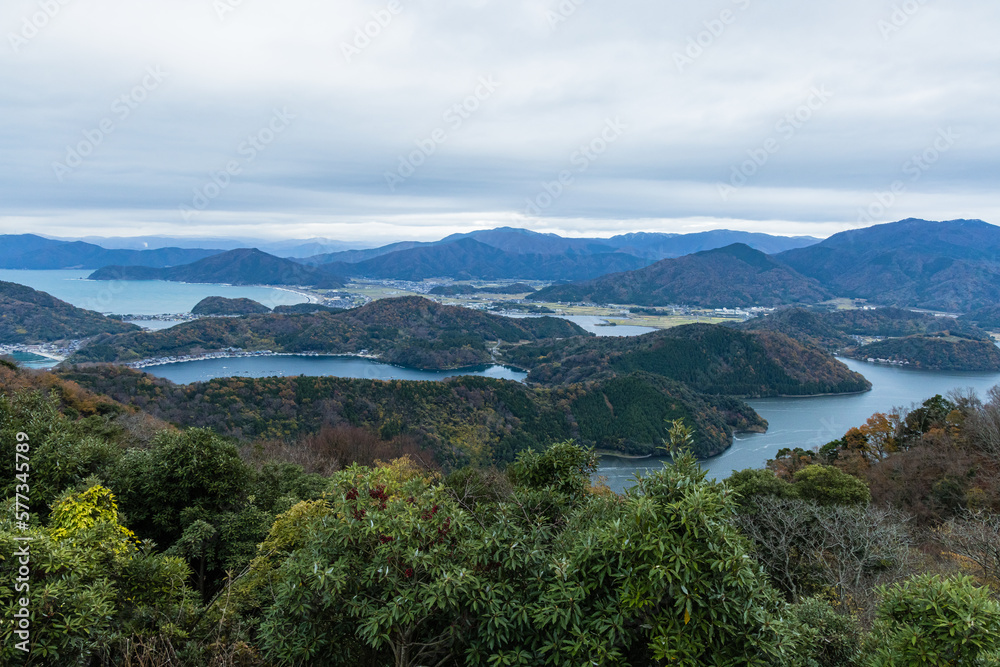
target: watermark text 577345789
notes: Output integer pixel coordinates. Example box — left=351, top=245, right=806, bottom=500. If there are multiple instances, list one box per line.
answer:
left=12, top=431, right=33, bottom=653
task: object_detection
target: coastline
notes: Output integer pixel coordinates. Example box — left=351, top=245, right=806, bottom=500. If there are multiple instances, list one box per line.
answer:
left=120, top=349, right=523, bottom=375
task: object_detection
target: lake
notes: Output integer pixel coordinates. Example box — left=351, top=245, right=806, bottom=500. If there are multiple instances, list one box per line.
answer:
left=142, top=354, right=528, bottom=385
left=0, top=270, right=308, bottom=315
left=598, top=357, right=1000, bottom=492
left=506, top=313, right=657, bottom=337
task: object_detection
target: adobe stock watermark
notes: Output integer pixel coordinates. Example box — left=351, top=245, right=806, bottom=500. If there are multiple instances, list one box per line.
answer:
left=8, top=0, right=73, bottom=54
left=341, top=0, right=404, bottom=63
left=179, top=108, right=295, bottom=221
left=12, top=431, right=32, bottom=653
left=546, top=0, right=586, bottom=31
left=878, top=0, right=930, bottom=40
left=674, top=0, right=752, bottom=73
left=856, top=127, right=959, bottom=225
left=52, top=67, right=168, bottom=183
left=718, top=85, right=834, bottom=202
left=214, top=0, right=248, bottom=21
left=384, top=76, right=501, bottom=192
left=524, top=117, right=628, bottom=216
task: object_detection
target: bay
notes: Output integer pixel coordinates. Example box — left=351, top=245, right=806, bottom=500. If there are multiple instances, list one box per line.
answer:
left=598, top=358, right=1000, bottom=492
left=142, top=354, right=528, bottom=385
left=0, top=270, right=308, bottom=315
left=6, top=351, right=59, bottom=369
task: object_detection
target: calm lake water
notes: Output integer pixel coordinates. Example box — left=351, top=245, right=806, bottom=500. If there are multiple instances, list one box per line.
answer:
left=143, top=355, right=528, bottom=385
left=0, top=270, right=308, bottom=315
left=506, top=313, right=657, bottom=337
left=7, top=351, right=57, bottom=369
left=598, top=358, right=1000, bottom=491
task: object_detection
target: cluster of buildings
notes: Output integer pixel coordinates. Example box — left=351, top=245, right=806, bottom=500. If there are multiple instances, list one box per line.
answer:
left=126, top=348, right=275, bottom=369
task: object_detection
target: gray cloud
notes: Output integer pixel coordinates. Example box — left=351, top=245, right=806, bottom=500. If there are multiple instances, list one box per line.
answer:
left=1, top=0, right=998, bottom=241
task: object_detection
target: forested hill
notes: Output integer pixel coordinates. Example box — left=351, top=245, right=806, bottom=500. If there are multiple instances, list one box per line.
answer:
left=0, top=281, right=139, bottom=343
left=57, top=364, right=763, bottom=461
left=88, top=248, right=344, bottom=287
left=501, top=323, right=871, bottom=397
left=191, top=296, right=272, bottom=316
left=529, top=244, right=830, bottom=307
left=776, top=218, right=1000, bottom=312
left=738, top=307, right=989, bottom=351
left=851, top=334, right=1000, bottom=371
left=68, top=296, right=589, bottom=369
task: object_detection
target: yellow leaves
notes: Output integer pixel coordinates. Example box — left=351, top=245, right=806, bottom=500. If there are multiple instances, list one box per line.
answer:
left=48, top=485, right=137, bottom=554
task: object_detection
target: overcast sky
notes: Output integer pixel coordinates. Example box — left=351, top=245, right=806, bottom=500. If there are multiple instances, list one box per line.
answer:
left=1, top=0, right=998, bottom=243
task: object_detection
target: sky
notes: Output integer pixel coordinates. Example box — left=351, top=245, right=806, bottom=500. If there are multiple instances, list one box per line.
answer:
left=1, top=0, right=998, bottom=243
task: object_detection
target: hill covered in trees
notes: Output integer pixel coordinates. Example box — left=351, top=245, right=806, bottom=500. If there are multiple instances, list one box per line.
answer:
left=960, top=305, right=1000, bottom=330
left=502, top=323, right=871, bottom=397
left=0, top=281, right=139, bottom=343
left=529, top=244, right=830, bottom=307
left=850, top=334, right=1000, bottom=371
left=191, top=296, right=272, bottom=316
left=89, top=248, right=344, bottom=287
left=776, top=218, right=1000, bottom=312
left=58, top=364, right=762, bottom=461
left=69, top=297, right=588, bottom=369
left=739, top=307, right=989, bottom=352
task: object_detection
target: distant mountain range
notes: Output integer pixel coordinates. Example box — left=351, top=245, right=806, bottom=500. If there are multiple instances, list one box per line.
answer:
left=88, top=249, right=344, bottom=288
left=318, top=237, right=653, bottom=282
left=23, top=220, right=1000, bottom=313
left=301, top=227, right=820, bottom=281
left=776, top=219, right=1000, bottom=312
left=527, top=220, right=1000, bottom=313
left=0, top=234, right=224, bottom=270
left=529, top=244, right=830, bottom=308
left=49, top=235, right=370, bottom=259
left=0, top=281, right=139, bottom=343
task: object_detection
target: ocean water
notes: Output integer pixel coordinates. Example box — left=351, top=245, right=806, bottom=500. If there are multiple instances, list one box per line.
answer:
left=598, top=357, right=1000, bottom=491
left=0, top=270, right=308, bottom=315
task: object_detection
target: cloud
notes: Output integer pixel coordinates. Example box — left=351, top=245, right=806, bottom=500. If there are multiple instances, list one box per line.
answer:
left=1, top=0, right=998, bottom=241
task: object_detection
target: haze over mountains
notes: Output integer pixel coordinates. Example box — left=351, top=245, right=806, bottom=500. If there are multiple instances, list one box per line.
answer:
left=89, top=249, right=344, bottom=288
left=301, top=227, right=820, bottom=280
left=0, top=234, right=223, bottom=270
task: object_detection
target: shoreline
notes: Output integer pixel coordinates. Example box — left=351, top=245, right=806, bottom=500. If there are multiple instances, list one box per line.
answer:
left=120, top=350, right=524, bottom=376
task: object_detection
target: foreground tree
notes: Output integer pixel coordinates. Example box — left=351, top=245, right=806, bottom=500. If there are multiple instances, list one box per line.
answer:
left=866, top=574, right=1000, bottom=666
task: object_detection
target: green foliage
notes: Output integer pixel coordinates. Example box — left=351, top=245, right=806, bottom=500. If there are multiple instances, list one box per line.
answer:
left=728, top=465, right=869, bottom=506
left=784, top=597, right=862, bottom=667
left=728, top=468, right=795, bottom=503
left=793, top=465, right=871, bottom=506
left=867, top=574, right=1000, bottom=666
left=506, top=439, right=598, bottom=498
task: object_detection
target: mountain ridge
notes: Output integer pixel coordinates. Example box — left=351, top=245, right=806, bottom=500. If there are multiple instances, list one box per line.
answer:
left=529, top=243, right=830, bottom=307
